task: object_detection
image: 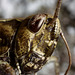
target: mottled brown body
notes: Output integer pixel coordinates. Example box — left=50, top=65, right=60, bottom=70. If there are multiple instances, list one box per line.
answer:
left=0, top=14, right=60, bottom=74
left=0, top=19, right=23, bottom=75
left=0, top=19, right=23, bottom=55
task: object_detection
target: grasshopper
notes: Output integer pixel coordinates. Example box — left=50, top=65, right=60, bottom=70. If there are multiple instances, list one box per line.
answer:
left=0, top=0, right=71, bottom=75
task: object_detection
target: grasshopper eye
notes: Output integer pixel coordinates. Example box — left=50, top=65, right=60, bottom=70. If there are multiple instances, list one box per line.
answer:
left=28, top=14, right=46, bottom=33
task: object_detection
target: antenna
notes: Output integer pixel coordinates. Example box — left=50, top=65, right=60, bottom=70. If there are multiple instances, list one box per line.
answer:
left=51, top=0, right=62, bottom=23
left=60, top=29, right=71, bottom=75
left=54, top=0, right=62, bottom=19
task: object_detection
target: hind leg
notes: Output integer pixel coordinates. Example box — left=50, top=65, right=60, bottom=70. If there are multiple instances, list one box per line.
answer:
left=49, top=56, right=59, bottom=75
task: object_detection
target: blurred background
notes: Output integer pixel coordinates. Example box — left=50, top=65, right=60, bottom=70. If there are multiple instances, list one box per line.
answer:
left=0, top=0, right=75, bottom=75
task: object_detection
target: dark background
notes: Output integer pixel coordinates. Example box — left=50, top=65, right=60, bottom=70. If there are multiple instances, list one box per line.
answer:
left=0, top=0, right=75, bottom=75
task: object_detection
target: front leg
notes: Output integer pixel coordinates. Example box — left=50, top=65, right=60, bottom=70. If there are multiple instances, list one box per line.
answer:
left=34, top=73, right=37, bottom=75
left=0, top=60, right=16, bottom=75
left=24, top=73, right=37, bottom=75
left=15, top=58, right=22, bottom=75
